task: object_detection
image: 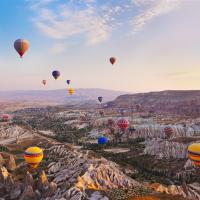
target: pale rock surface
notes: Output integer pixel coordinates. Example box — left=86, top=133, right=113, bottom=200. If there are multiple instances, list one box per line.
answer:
left=0, top=124, right=33, bottom=145
left=0, top=154, right=5, bottom=165
left=143, top=139, right=188, bottom=159
left=6, top=155, right=16, bottom=171
left=45, top=144, right=140, bottom=199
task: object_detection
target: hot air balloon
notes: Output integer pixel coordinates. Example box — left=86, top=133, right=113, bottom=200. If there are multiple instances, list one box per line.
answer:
left=107, top=119, right=115, bottom=127
left=188, top=143, right=200, bottom=166
left=98, top=96, right=103, bottom=103
left=98, top=136, right=108, bottom=145
left=99, top=110, right=104, bottom=116
left=110, top=57, right=116, bottom=65
left=66, top=80, right=71, bottom=85
left=24, top=146, right=43, bottom=169
left=136, top=104, right=142, bottom=112
left=1, top=114, right=11, bottom=122
left=164, top=126, right=173, bottom=138
left=52, top=71, right=60, bottom=80
left=129, top=127, right=136, bottom=133
left=117, top=118, right=129, bottom=131
left=68, top=88, right=75, bottom=95
left=120, top=109, right=125, bottom=116
left=42, top=80, right=47, bottom=86
left=14, top=39, right=29, bottom=58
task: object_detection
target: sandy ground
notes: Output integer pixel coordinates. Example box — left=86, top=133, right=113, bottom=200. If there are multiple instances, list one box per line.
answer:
left=103, top=148, right=130, bottom=153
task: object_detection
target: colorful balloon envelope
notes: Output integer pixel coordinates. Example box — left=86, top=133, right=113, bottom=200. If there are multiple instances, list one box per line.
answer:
left=164, top=126, right=173, bottom=138
left=1, top=114, right=11, bottom=122
left=98, top=96, right=103, bottom=103
left=136, top=104, right=142, bottom=112
left=24, top=146, right=43, bottom=168
left=188, top=143, right=200, bottom=166
left=117, top=118, right=129, bottom=130
left=98, top=136, right=108, bottom=145
left=129, top=127, right=136, bottom=133
left=42, top=80, right=47, bottom=85
left=107, top=119, right=115, bottom=127
left=99, top=110, right=104, bottom=116
left=52, top=71, right=60, bottom=80
left=110, top=57, right=116, bottom=65
left=66, top=80, right=71, bottom=85
left=68, top=88, right=75, bottom=95
left=14, top=39, right=29, bottom=58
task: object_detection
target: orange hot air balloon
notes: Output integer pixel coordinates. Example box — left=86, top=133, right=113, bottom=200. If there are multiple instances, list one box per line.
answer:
left=14, top=39, right=29, bottom=58
left=24, top=146, right=43, bottom=169
left=42, top=80, right=47, bottom=85
left=110, top=57, right=116, bottom=65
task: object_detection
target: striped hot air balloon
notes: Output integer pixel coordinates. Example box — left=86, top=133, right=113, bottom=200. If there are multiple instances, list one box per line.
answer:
left=1, top=114, right=11, bottom=122
left=188, top=143, right=200, bottom=166
left=68, top=88, right=75, bottom=95
left=117, top=118, right=129, bottom=131
left=14, top=39, right=29, bottom=58
left=164, top=126, right=173, bottom=138
left=24, top=147, right=43, bottom=168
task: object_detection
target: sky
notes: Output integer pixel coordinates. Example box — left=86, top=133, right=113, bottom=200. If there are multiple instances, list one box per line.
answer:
left=0, top=0, right=200, bottom=92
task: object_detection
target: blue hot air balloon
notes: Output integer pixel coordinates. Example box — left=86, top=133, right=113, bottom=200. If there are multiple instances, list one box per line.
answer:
left=98, top=96, right=103, bottom=103
left=66, top=80, right=71, bottom=85
left=98, top=136, right=108, bottom=145
left=52, top=71, right=60, bottom=80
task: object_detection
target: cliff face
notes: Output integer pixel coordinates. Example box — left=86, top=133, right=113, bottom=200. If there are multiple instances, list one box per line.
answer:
left=143, top=139, right=189, bottom=159
left=128, top=123, right=200, bottom=139
left=106, top=90, right=200, bottom=117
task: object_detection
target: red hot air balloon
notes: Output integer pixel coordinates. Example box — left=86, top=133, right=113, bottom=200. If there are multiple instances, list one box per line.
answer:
left=110, top=57, right=116, bottom=65
left=164, top=126, right=173, bottom=138
left=2, top=114, right=11, bottom=122
left=42, top=80, right=47, bottom=85
left=14, top=39, right=29, bottom=58
left=117, top=118, right=129, bottom=131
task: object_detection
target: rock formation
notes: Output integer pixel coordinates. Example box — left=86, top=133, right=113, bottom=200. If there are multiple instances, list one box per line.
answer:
left=6, top=154, right=17, bottom=171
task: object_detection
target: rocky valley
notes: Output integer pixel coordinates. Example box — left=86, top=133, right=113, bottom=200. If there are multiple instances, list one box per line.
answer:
left=1, top=90, right=200, bottom=199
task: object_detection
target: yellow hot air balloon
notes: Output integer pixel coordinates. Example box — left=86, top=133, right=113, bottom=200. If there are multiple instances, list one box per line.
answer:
left=188, top=143, right=200, bottom=166
left=68, top=88, right=75, bottom=95
left=24, top=146, right=43, bottom=168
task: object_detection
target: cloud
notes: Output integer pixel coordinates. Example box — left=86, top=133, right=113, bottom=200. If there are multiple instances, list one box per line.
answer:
left=48, top=43, right=66, bottom=54
left=28, top=0, right=184, bottom=49
left=165, top=71, right=190, bottom=78
left=30, top=0, right=119, bottom=44
left=26, top=0, right=56, bottom=9
left=131, top=0, right=183, bottom=32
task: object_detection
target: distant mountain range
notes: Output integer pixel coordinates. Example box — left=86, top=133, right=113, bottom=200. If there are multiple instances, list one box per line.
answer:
left=0, top=88, right=128, bottom=105
left=106, top=90, right=200, bottom=117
